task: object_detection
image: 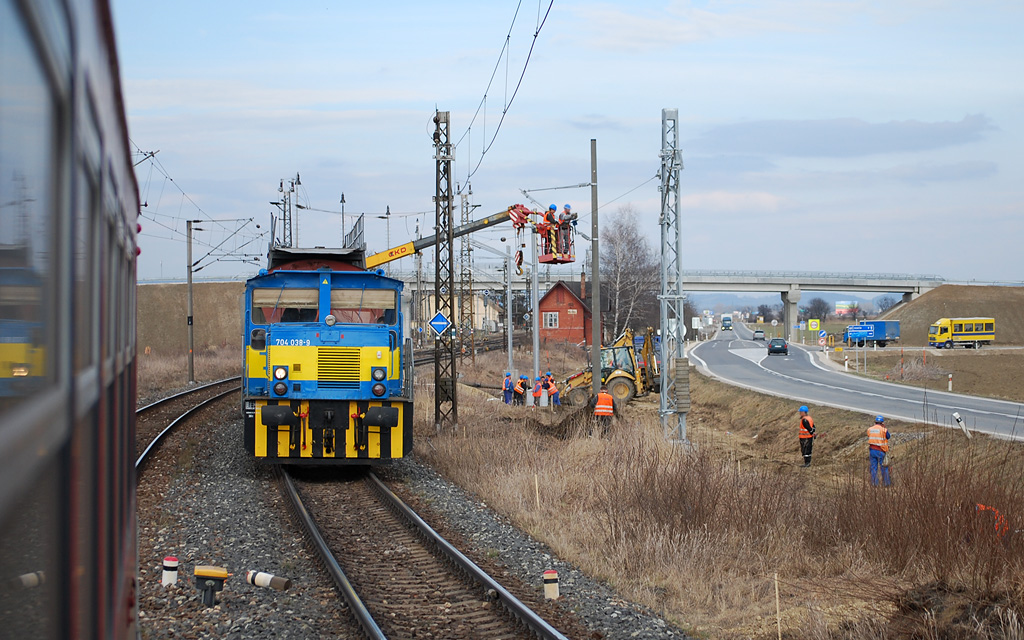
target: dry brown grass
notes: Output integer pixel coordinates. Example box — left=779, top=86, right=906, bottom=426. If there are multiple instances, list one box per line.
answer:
left=136, top=350, right=239, bottom=403
left=416, top=361, right=1024, bottom=639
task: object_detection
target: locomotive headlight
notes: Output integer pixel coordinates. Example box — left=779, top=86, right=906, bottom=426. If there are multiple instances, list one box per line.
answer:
left=273, top=366, right=288, bottom=380
left=273, top=382, right=287, bottom=395
left=376, top=350, right=383, bottom=360
left=372, top=383, right=387, bottom=397
left=325, top=314, right=337, bottom=326
left=371, top=367, right=386, bottom=381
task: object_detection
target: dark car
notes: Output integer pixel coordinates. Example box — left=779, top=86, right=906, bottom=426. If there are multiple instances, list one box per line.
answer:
left=767, top=338, right=788, bottom=355
left=752, top=329, right=765, bottom=341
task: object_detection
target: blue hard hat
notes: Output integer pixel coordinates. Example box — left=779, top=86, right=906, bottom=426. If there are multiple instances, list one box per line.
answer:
left=799, top=405, right=808, bottom=412
left=545, top=371, right=552, bottom=375
left=875, top=415, right=885, bottom=423
left=535, top=376, right=541, bottom=380
left=563, top=204, right=571, bottom=210
left=548, top=204, right=557, bottom=210
left=505, top=372, right=510, bottom=376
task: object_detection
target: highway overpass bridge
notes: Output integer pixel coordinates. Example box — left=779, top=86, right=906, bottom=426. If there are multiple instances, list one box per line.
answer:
left=680, top=270, right=944, bottom=339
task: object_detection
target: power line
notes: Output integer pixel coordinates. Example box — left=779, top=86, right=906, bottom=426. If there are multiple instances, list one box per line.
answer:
left=454, top=0, right=554, bottom=191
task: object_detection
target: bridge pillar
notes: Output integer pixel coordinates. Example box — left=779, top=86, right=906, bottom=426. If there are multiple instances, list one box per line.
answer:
left=902, top=291, right=916, bottom=304
left=782, top=287, right=801, bottom=341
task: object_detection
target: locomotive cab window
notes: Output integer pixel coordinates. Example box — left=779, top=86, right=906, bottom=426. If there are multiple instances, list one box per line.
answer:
left=331, top=288, right=397, bottom=325
left=251, top=288, right=318, bottom=324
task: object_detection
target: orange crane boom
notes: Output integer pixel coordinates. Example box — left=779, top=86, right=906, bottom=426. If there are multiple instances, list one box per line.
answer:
left=364, top=204, right=532, bottom=269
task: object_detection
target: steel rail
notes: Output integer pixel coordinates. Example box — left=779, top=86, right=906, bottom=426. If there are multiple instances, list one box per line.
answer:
left=277, top=468, right=386, bottom=640
left=136, top=376, right=240, bottom=415
left=135, top=386, right=239, bottom=471
left=367, top=472, right=570, bottom=640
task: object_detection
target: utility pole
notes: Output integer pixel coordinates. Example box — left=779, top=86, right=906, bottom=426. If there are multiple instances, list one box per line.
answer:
left=415, top=218, right=423, bottom=344
left=459, top=188, right=475, bottom=364
left=659, top=108, right=689, bottom=443
left=432, top=111, right=457, bottom=433
left=186, top=219, right=203, bottom=384
left=589, top=139, right=602, bottom=396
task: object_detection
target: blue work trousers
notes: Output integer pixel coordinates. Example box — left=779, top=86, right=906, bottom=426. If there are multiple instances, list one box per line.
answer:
left=869, top=449, right=891, bottom=486
left=503, top=390, right=512, bottom=404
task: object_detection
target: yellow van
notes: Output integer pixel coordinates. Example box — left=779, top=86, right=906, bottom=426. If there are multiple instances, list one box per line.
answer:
left=928, top=317, right=995, bottom=349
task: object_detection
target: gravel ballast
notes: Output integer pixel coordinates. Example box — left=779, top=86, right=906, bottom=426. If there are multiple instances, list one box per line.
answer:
left=138, top=401, right=690, bottom=639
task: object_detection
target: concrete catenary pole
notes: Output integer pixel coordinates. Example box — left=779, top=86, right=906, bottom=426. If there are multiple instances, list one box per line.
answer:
left=590, top=139, right=601, bottom=396
left=529, top=227, right=540, bottom=405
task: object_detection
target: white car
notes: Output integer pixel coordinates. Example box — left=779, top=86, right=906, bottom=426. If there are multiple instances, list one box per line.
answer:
left=752, top=329, right=765, bottom=341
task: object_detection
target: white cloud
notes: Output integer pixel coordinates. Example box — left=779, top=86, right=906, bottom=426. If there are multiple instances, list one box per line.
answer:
left=680, top=190, right=784, bottom=214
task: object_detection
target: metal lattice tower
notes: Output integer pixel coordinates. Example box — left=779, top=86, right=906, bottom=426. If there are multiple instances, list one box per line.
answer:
left=433, top=111, right=458, bottom=432
left=458, top=189, right=475, bottom=363
left=658, top=108, right=689, bottom=443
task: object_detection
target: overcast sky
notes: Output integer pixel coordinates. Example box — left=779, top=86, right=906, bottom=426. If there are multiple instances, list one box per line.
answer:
left=112, top=1, right=1023, bottom=285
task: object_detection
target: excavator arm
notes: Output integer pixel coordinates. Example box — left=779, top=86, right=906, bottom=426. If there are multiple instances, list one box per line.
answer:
left=365, top=204, right=533, bottom=269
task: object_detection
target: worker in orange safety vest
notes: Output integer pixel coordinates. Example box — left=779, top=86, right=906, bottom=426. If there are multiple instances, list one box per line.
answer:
left=798, top=405, right=815, bottom=467
left=512, top=375, right=527, bottom=406
left=544, top=204, right=561, bottom=254
left=867, top=415, right=891, bottom=486
left=590, top=385, right=616, bottom=435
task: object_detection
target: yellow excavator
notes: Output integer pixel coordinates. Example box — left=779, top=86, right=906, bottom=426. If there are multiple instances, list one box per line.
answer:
left=562, top=328, right=660, bottom=406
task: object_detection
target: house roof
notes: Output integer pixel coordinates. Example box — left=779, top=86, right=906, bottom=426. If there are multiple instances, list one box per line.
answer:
left=539, top=279, right=610, bottom=314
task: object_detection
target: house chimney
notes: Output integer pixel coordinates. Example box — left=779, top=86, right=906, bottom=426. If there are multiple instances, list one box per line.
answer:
left=580, top=271, right=586, bottom=302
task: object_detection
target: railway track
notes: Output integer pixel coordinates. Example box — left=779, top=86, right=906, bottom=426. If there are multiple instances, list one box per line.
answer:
left=282, top=468, right=570, bottom=640
left=136, top=377, right=241, bottom=468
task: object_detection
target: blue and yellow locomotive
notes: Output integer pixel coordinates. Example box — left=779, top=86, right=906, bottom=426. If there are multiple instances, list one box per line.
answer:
left=242, top=247, right=413, bottom=463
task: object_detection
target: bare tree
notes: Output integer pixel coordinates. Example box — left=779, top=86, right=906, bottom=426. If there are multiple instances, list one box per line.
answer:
left=757, top=304, right=775, bottom=322
left=804, top=297, right=831, bottom=322
left=600, top=205, right=658, bottom=338
left=876, top=295, right=898, bottom=313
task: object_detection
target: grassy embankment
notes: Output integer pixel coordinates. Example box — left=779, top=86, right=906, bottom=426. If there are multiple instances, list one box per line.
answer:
left=415, top=346, right=1024, bottom=639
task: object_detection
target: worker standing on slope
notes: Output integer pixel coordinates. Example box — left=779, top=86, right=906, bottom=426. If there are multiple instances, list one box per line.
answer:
left=513, top=375, right=527, bottom=406
left=590, top=385, right=616, bottom=435
left=868, top=415, right=891, bottom=486
left=502, top=372, right=513, bottom=404
left=798, top=405, right=815, bottom=467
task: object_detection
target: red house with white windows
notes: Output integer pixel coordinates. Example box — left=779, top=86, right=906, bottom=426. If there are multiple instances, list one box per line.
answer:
left=537, top=276, right=604, bottom=346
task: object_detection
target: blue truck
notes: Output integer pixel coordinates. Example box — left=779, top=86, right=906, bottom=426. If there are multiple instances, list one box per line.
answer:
left=843, top=320, right=900, bottom=348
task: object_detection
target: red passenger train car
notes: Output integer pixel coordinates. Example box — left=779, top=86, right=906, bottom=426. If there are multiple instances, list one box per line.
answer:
left=0, top=0, right=139, bottom=637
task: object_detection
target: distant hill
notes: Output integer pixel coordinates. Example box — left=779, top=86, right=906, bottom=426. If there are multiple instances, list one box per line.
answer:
left=885, top=285, right=1024, bottom=346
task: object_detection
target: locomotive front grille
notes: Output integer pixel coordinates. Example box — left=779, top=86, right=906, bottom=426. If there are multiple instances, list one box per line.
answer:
left=318, top=347, right=361, bottom=389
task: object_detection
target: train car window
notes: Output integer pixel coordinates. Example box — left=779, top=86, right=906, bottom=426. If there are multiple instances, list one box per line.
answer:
left=251, top=287, right=317, bottom=324
left=73, top=172, right=98, bottom=370
left=0, top=0, right=57, bottom=414
left=985, top=322, right=994, bottom=332
left=953, top=323, right=962, bottom=332
left=331, top=288, right=396, bottom=324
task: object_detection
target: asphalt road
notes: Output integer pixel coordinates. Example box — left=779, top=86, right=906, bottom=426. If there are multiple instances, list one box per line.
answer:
left=689, top=324, right=1024, bottom=440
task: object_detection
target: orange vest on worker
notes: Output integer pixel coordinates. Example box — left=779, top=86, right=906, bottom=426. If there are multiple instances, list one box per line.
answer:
left=594, top=392, right=614, bottom=416
left=532, top=381, right=543, bottom=397
left=543, top=209, right=558, bottom=226
left=799, top=415, right=815, bottom=439
left=867, top=425, right=889, bottom=451
left=514, top=379, right=526, bottom=394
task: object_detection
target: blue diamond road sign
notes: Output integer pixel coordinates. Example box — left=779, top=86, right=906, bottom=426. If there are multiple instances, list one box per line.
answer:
left=429, top=312, right=451, bottom=336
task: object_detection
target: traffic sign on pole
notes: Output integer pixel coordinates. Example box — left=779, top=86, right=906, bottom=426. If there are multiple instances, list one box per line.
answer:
left=818, top=329, right=827, bottom=338
left=429, top=312, right=451, bottom=336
